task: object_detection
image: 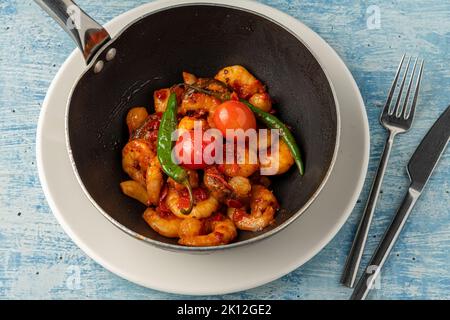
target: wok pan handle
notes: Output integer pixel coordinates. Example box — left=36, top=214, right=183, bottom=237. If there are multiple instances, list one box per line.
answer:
left=34, top=0, right=110, bottom=64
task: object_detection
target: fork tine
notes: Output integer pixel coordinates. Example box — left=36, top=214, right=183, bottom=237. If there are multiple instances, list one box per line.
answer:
left=393, top=56, right=412, bottom=116
left=383, top=54, right=406, bottom=115
left=401, top=57, right=419, bottom=119
left=406, top=59, right=424, bottom=120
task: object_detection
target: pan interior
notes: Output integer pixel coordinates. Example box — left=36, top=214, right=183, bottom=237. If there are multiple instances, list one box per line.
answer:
left=67, top=4, right=338, bottom=250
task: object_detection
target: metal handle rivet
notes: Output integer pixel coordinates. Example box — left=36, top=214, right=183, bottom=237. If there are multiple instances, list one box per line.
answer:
left=106, top=48, right=117, bottom=61
left=94, top=60, right=104, bottom=73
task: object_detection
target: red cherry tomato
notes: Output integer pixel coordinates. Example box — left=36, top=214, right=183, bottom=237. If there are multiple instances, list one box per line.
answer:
left=175, top=130, right=217, bottom=170
left=213, top=100, right=256, bottom=136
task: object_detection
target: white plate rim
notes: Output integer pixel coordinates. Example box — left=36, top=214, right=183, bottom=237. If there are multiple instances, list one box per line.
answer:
left=36, top=0, right=370, bottom=295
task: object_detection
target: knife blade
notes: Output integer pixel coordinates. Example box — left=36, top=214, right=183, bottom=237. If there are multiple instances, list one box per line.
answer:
left=408, top=105, right=450, bottom=192
left=351, top=105, right=450, bottom=300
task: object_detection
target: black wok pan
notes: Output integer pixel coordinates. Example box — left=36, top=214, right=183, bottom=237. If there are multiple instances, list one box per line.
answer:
left=36, top=0, right=339, bottom=252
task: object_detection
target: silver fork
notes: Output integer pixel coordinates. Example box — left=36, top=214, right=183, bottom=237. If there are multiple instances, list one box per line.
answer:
left=341, top=54, right=425, bottom=288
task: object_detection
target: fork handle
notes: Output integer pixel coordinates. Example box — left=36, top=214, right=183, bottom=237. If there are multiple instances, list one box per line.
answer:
left=341, top=132, right=397, bottom=288
left=350, top=187, right=419, bottom=299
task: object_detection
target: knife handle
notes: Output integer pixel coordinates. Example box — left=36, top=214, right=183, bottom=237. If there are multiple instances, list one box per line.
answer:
left=351, top=187, right=420, bottom=300
left=342, top=133, right=396, bottom=287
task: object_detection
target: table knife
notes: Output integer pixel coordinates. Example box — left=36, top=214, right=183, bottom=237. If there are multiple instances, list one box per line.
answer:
left=351, top=105, right=450, bottom=300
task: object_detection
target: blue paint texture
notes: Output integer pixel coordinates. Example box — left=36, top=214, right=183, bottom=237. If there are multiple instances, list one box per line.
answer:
left=0, top=0, right=449, bottom=300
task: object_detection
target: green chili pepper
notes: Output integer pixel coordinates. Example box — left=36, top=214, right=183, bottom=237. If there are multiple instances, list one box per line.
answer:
left=240, top=100, right=304, bottom=175
left=157, top=92, right=194, bottom=214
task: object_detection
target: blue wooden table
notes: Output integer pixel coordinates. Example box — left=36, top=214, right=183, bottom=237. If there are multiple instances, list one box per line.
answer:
left=0, top=0, right=449, bottom=300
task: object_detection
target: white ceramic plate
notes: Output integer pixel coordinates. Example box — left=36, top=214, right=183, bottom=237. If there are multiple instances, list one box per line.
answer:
left=36, top=0, right=369, bottom=295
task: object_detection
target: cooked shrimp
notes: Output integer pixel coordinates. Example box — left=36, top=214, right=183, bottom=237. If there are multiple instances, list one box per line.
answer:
left=183, top=72, right=198, bottom=85
left=179, top=92, right=222, bottom=116
left=120, top=180, right=149, bottom=205
left=228, top=176, right=252, bottom=199
left=154, top=88, right=171, bottom=113
left=168, top=169, right=199, bottom=191
left=131, top=113, right=162, bottom=146
left=146, top=156, right=163, bottom=206
left=215, top=65, right=265, bottom=99
left=178, top=217, right=204, bottom=238
left=178, top=215, right=237, bottom=247
left=260, top=140, right=294, bottom=175
left=122, top=139, right=153, bottom=186
left=220, top=147, right=259, bottom=178
left=126, top=107, right=149, bottom=134
left=203, top=166, right=232, bottom=201
left=178, top=116, right=208, bottom=132
left=249, top=172, right=272, bottom=188
left=121, top=67, right=300, bottom=246
left=228, top=185, right=278, bottom=231
left=249, top=93, right=272, bottom=112
left=143, top=208, right=181, bottom=238
left=166, top=187, right=219, bottom=219
left=204, top=167, right=251, bottom=205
